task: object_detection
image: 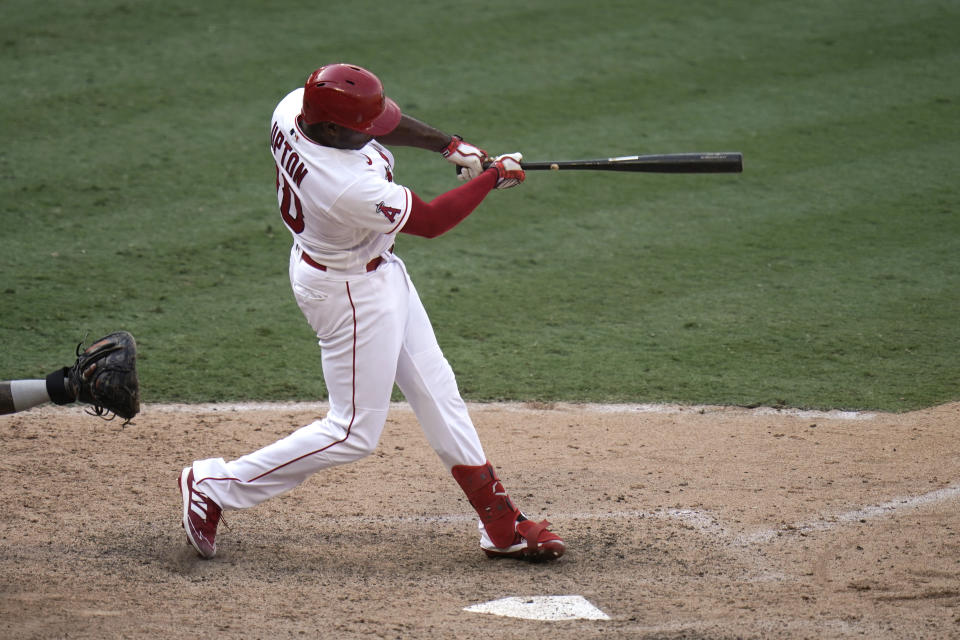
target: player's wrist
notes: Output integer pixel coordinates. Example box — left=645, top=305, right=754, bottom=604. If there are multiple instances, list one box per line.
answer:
left=440, top=135, right=463, bottom=156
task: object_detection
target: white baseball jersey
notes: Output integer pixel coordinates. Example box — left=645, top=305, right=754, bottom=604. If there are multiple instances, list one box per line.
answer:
left=269, top=88, right=410, bottom=270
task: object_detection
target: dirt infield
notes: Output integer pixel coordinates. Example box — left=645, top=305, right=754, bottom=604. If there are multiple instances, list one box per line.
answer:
left=2, top=401, right=959, bottom=639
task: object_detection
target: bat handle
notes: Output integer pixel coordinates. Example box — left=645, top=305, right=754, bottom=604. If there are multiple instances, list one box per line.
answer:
left=456, top=157, right=496, bottom=176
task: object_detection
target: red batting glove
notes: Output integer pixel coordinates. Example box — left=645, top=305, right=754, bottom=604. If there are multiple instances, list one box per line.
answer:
left=442, top=135, right=488, bottom=182
left=491, top=152, right=525, bottom=189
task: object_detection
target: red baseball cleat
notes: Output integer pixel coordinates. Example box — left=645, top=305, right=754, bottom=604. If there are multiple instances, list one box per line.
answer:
left=481, top=516, right=565, bottom=561
left=178, top=467, right=221, bottom=559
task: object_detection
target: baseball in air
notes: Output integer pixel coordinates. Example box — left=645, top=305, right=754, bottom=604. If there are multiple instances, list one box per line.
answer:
left=550, top=163, right=559, bottom=171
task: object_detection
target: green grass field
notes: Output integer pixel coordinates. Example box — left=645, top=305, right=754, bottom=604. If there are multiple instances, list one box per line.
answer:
left=2, top=1, right=958, bottom=411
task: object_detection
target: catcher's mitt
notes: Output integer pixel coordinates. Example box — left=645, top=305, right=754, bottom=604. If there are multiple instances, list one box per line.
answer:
left=57, top=331, right=141, bottom=423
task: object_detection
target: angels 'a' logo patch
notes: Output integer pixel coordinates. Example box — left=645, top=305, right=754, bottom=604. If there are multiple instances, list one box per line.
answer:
left=376, top=201, right=400, bottom=223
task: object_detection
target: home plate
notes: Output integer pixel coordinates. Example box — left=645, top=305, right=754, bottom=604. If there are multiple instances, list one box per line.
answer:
left=464, top=595, right=610, bottom=621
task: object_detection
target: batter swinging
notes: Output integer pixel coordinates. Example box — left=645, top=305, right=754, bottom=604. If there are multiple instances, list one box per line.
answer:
left=178, top=63, right=564, bottom=561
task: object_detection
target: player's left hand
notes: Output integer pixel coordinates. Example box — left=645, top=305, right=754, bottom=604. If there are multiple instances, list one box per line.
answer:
left=442, top=135, right=488, bottom=181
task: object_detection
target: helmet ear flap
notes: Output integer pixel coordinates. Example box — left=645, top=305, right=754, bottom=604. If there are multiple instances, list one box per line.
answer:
left=300, top=63, right=401, bottom=136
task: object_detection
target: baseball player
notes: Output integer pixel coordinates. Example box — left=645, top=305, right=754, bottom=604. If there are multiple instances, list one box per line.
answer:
left=0, top=331, right=140, bottom=423
left=178, top=63, right=564, bottom=561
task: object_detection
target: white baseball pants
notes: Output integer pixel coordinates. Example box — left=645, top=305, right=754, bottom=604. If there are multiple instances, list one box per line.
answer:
left=192, top=247, right=487, bottom=510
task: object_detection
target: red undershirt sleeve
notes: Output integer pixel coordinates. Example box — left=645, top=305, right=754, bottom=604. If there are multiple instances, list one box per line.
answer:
left=400, top=168, right=499, bottom=238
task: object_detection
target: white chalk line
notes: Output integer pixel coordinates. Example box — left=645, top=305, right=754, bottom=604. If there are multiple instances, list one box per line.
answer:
left=564, top=482, right=960, bottom=546
left=737, top=482, right=960, bottom=544
left=141, top=400, right=877, bottom=420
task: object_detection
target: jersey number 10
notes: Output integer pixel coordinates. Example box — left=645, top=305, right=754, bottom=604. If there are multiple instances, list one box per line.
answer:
left=276, top=166, right=304, bottom=234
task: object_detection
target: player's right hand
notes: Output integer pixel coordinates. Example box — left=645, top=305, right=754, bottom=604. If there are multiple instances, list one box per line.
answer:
left=491, top=153, right=525, bottom=189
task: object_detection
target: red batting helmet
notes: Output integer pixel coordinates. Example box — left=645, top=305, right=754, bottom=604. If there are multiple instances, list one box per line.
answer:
left=300, top=64, right=402, bottom=136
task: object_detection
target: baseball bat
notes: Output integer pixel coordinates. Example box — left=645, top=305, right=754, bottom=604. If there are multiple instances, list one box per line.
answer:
left=519, top=152, right=743, bottom=174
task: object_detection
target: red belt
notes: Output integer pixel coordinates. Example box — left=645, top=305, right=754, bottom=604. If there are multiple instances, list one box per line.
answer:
left=302, top=246, right=393, bottom=273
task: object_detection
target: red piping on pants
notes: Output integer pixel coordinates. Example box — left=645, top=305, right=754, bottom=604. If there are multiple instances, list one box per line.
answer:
left=246, top=281, right=358, bottom=482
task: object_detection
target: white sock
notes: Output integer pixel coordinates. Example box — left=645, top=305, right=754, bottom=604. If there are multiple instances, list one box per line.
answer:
left=10, top=379, right=52, bottom=411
